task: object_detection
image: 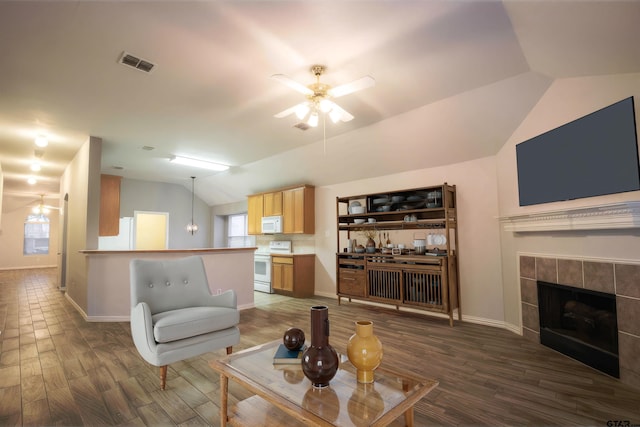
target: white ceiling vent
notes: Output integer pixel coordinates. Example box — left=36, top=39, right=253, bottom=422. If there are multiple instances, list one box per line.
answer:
left=118, top=51, right=155, bottom=73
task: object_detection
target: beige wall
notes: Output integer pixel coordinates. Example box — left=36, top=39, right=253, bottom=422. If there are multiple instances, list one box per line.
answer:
left=0, top=207, right=59, bottom=270
left=315, top=155, right=505, bottom=325
left=59, top=136, right=102, bottom=314
left=496, top=72, right=640, bottom=329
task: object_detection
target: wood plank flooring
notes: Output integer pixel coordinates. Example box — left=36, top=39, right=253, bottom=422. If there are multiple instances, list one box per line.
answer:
left=1, top=267, right=639, bottom=426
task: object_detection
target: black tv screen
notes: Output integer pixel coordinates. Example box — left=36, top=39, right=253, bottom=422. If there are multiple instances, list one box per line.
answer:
left=516, top=96, right=640, bottom=206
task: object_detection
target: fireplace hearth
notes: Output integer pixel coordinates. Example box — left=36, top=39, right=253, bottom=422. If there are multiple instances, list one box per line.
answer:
left=537, top=281, right=619, bottom=378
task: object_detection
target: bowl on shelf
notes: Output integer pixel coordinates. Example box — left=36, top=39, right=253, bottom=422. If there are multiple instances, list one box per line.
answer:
left=350, top=206, right=365, bottom=214
left=353, top=219, right=366, bottom=224
left=391, top=195, right=405, bottom=203
left=372, top=197, right=389, bottom=205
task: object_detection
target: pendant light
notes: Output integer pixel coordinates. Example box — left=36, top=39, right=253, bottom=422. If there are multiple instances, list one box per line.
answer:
left=186, top=176, right=199, bottom=235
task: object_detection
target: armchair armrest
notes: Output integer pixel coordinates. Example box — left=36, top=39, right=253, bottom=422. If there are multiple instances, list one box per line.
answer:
left=202, top=289, right=237, bottom=309
left=130, top=302, right=160, bottom=366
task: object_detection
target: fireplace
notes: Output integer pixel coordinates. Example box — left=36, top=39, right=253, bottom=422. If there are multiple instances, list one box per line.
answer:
left=537, top=281, right=619, bottom=377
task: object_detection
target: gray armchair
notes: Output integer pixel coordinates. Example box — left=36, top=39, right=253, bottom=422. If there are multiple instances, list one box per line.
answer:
left=130, top=256, right=240, bottom=390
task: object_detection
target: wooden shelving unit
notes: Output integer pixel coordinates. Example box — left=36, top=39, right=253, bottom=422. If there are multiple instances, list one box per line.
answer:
left=336, top=183, right=461, bottom=326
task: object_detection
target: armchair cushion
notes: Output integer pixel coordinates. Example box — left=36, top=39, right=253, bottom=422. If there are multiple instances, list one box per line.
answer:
left=152, top=306, right=240, bottom=343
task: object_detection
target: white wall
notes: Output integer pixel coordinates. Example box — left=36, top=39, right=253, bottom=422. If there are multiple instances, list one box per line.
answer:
left=496, top=72, right=640, bottom=329
left=315, top=155, right=504, bottom=324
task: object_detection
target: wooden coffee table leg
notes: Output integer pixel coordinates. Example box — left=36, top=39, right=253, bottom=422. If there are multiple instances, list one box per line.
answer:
left=404, top=407, right=414, bottom=427
left=220, top=374, right=228, bottom=427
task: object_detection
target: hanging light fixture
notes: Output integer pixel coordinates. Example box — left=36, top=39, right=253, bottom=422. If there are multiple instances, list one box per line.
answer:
left=186, top=176, right=199, bottom=235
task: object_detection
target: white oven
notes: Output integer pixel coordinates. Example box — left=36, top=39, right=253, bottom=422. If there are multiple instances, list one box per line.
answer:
left=254, top=241, right=292, bottom=293
left=254, top=252, right=271, bottom=293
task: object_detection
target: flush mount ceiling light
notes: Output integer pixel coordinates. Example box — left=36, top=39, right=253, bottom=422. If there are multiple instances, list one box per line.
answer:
left=169, top=155, right=229, bottom=171
left=30, top=161, right=42, bottom=172
left=27, top=176, right=37, bottom=185
left=35, top=135, right=48, bottom=147
left=273, top=65, right=375, bottom=127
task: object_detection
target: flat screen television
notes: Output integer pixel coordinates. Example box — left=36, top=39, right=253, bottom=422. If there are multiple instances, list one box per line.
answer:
left=516, top=96, right=640, bottom=206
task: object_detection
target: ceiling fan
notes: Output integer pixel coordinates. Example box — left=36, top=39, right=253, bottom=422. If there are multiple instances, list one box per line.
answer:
left=30, top=195, right=59, bottom=215
left=272, top=65, right=375, bottom=127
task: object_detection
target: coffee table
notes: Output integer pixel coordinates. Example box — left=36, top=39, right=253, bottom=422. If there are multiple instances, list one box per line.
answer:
left=209, top=340, right=438, bottom=426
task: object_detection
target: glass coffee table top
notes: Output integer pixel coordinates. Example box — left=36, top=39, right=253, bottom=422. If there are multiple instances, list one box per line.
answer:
left=210, top=340, right=438, bottom=426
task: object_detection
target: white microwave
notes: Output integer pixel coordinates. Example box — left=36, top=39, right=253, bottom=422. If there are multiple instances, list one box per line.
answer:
left=261, top=215, right=283, bottom=234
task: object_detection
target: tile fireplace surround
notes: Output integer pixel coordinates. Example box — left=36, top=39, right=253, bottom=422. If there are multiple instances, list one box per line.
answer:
left=520, top=255, right=640, bottom=389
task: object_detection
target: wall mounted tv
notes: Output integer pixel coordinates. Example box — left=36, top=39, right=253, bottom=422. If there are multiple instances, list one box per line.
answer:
left=516, top=96, right=640, bottom=206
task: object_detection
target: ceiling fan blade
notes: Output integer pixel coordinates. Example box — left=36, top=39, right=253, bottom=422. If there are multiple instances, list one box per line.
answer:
left=274, top=102, right=308, bottom=119
left=271, top=74, right=314, bottom=96
left=328, top=75, right=375, bottom=98
left=329, top=103, right=354, bottom=123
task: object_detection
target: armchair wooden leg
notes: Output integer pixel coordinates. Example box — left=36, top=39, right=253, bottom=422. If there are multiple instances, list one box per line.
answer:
left=160, top=365, right=167, bottom=390
left=226, top=346, right=233, bottom=355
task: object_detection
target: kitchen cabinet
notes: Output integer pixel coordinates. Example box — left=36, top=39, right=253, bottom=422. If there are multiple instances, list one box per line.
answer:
left=272, top=254, right=315, bottom=298
left=283, top=185, right=315, bottom=234
left=248, top=184, right=314, bottom=235
left=99, top=174, right=122, bottom=237
left=263, top=191, right=283, bottom=217
left=247, top=194, right=264, bottom=235
left=336, top=183, right=461, bottom=326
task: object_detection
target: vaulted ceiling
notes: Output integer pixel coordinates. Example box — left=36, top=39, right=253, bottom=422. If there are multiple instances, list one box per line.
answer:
left=1, top=1, right=639, bottom=212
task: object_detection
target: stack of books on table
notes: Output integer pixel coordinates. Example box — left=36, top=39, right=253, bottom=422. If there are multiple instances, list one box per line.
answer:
left=273, top=344, right=306, bottom=365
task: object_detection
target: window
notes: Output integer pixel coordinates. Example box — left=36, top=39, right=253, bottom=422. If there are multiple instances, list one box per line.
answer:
left=227, top=213, right=253, bottom=248
left=24, top=214, right=50, bottom=255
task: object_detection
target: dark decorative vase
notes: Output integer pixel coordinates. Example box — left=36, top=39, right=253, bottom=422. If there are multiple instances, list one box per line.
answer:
left=283, top=327, right=306, bottom=350
left=301, top=306, right=339, bottom=388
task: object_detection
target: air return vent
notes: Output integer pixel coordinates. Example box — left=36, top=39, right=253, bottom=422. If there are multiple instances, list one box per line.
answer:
left=293, top=122, right=310, bottom=131
left=118, top=51, right=155, bottom=73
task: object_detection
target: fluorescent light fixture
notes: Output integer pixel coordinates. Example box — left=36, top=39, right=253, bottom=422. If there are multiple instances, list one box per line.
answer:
left=35, top=135, right=48, bottom=147
left=169, top=155, right=229, bottom=171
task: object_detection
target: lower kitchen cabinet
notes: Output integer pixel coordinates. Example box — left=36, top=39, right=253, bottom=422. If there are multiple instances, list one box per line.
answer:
left=272, top=254, right=315, bottom=298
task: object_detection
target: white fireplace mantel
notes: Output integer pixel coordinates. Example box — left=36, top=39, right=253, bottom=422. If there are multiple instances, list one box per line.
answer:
left=500, top=201, right=640, bottom=232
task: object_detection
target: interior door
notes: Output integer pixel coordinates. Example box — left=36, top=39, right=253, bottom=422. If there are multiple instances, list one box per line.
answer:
left=134, top=211, right=168, bottom=249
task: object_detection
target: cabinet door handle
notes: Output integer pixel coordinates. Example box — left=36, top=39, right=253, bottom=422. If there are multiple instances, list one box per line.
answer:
left=341, top=277, right=356, bottom=281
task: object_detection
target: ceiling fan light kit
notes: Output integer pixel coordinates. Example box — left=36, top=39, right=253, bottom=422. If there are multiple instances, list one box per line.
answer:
left=272, top=64, right=375, bottom=128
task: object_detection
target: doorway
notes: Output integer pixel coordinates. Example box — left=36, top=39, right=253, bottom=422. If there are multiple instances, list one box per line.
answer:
left=134, top=211, right=169, bottom=249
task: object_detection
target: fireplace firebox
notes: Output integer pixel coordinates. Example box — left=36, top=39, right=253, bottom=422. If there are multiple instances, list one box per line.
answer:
left=537, top=281, right=619, bottom=377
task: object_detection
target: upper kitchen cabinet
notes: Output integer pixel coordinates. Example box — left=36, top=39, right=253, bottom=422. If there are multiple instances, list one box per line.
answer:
left=247, top=184, right=315, bottom=235
left=283, top=185, right=315, bottom=234
left=263, top=191, right=283, bottom=217
left=247, top=194, right=264, bottom=235
left=99, top=174, right=122, bottom=236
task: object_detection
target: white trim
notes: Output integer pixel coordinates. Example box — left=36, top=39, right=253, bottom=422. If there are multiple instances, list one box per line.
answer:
left=500, top=201, right=640, bottom=232
left=65, top=292, right=88, bottom=319
left=86, top=315, right=130, bottom=322
left=517, top=251, right=640, bottom=266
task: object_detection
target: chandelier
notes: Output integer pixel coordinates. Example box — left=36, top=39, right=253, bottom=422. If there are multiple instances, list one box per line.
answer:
left=186, top=176, right=198, bottom=235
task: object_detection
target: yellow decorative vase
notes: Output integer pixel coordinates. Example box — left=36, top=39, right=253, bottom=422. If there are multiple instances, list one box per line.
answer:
left=347, top=320, right=383, bottom=383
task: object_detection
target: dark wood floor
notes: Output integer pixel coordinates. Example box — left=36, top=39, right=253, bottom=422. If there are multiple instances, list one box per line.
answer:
left=1, top=268, right=639, bottom=426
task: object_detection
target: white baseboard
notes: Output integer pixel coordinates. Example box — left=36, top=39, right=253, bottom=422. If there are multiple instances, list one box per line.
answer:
left=317, top=291, right=523, bottom=335
left=64, top=292, right=88, bottom=320
left=85, top=315, right=130, bottom=322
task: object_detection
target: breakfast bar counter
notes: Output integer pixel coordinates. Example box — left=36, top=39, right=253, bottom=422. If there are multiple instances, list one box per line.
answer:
left=79, top=247, right=256, bottom=321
